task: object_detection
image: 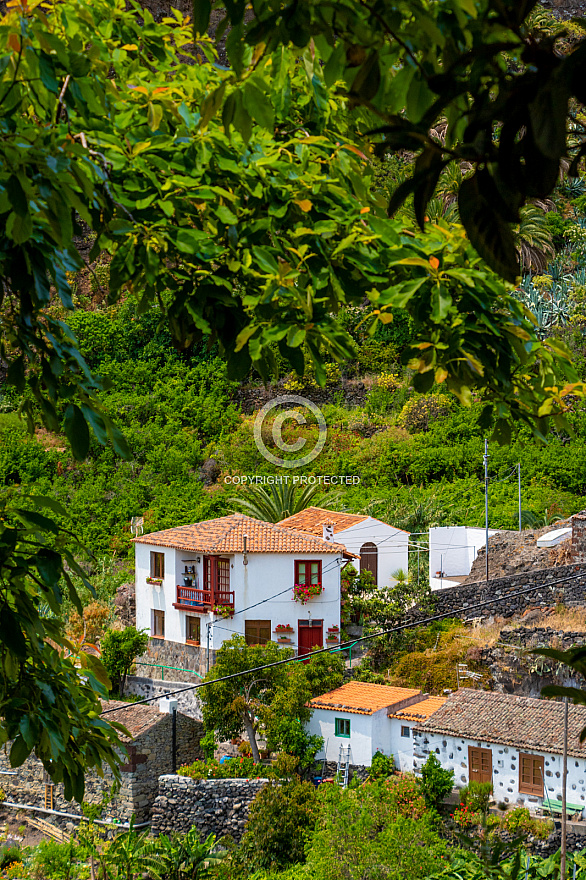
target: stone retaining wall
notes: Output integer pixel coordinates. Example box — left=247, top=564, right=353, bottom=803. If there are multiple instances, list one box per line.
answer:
left=0, top=714, right=203, bottom=823
left=151, top=776, right=268, bottom=841
left=136, top=638, right=215, bottom=681
left=421, top=563, right=586, bottom=622
left=125, top=676, right=203, bottom=721
left=498, top=626, right=586, bottom=649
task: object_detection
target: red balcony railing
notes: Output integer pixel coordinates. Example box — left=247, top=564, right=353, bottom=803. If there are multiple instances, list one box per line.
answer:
left=173, top=585, right=235, bottom=613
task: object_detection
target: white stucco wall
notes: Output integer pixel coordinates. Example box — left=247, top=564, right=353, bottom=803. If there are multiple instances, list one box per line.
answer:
left=413, top=729, right=586, bottom=814
left=429, top=527, right=498, bottom=590
left=389, top=718, right=418, bottom=773
left=306, top=710, right=419, bottom=772
left=135, top=543, right=342, bottom=653
left=308, top=708, right=389, bottom=767
left=336, top=518, right=409, bottom=588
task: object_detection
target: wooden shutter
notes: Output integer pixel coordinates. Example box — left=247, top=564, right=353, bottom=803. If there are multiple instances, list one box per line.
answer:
left=519, top=753, right=544, bottom=796
left=468, top=746, right=492, bottom=784
left=245, top=620, right=271, bottom=646
left=360, top=543, right=378, bottom=585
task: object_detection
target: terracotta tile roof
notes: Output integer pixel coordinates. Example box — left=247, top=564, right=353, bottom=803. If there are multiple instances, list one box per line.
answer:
left=390, top=695, right=447, bottom=722
left=133, top=513, right=349, bottom=555
left=279, top=506, right=408, bottom=536
left=309, top=682, right=422, bottom=716
left=279, top=507, right=368, bottom=535
left=101, top=701, right=164, bottom=741
left=417, top=689, right=586, bottom=758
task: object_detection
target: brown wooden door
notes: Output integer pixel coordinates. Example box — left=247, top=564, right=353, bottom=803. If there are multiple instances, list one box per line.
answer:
left=298, top=620, right=323, bottom=660
left=468, top=746, right=492, bottom=784
left=360, top=542, right=378, bottom=585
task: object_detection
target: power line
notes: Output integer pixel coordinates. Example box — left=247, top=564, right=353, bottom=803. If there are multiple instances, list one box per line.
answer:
left=102, top=567, right=586, bottom=717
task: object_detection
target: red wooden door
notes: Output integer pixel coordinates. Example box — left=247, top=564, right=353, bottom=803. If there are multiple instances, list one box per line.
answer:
left=298, top=620, right=323, bottom=661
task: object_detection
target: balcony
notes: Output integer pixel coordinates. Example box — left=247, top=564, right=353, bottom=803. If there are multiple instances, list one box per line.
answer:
left=173, top=585, right=235, bottom=614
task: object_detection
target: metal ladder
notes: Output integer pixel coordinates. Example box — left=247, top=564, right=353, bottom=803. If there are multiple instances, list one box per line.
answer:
left=337, top=745, right=351, bottom=788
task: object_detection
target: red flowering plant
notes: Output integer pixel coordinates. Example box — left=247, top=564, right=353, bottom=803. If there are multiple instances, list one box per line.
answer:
left=292, top=583, right=323, bottom=603
left=451, top=802, right=482, bottom=828
left=275, top=624, right=294, bottom=632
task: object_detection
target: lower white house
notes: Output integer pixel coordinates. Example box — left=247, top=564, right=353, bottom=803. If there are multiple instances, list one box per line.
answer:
left=429, top=526, right=499, bottom=590
left=306, top=681, right=446, bottom=770
left=413, top=689, right=586, bottom=815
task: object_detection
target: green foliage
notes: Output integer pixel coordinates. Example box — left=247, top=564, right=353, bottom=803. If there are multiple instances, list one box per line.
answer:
left=29, top=840, right=80, bottom=880
left=200, top=635, right=343, bottom=763
left=420, top=754, right=455, bottom=810
left=229, top=483, right=325, bottom=523
left=100, top=627, right=149, bottom=696
left=0, top=846, right=23, bottom=872
left=397, top=393, right=452, bottom=434
left=0, top=492, right=125, bottom=801
left=237, top=778, right=319, bottom=871
left=369, top=751, right=396, bottom=780
left=460, top=781, right=493, bottom=815
left=156, top=829, right=222, bottom=880
left=178, top=757, right=274, bottom=780
left=306, top=783, right=449, bottom=880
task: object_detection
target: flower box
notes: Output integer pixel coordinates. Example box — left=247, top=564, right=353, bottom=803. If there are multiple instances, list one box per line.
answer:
left=326, top=636, right=339, bottom=643
left=277, top=637, right=292, bottom=644
left=327, top=626, right=340, bottom=632
left=275, top=625, right=294, bottom=633
left=146, top=577, right=163, bottom=586
left=292, top=583, right=323, bottom=604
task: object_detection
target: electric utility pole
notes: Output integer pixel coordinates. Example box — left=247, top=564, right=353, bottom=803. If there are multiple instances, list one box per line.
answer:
left=561, top=697, right=569, bottom=880
left=518, top=463, right=522, bottom=532
left=484, top=439, right=489, bottom=581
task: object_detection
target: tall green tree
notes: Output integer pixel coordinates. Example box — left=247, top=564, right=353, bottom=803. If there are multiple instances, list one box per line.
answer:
left=200, top=635, right=343, bottom=762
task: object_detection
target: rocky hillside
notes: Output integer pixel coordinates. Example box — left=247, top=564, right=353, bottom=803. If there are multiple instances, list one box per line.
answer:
left=466, top=522, right=574, bottom=582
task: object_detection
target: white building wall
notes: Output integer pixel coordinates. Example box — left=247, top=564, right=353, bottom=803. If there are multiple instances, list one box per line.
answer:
left=413, top=729, right=586, bottom=815
left=337, top=518, right=409, bottom=588
left=429, top=527, right=498, bottom=590
left=135, top=543, right=342, bottom=653
left=389, top=718, right=418, bottom=773
left=308, top=709, right=383, bottom=767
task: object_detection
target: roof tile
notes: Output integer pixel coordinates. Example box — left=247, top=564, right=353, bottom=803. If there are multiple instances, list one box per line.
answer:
left=133, top=513, right=349, bottom=555
left=309, top=682, right=422, bottom=715
left=418, top=689, right=586, bottom=758
left=390, top=695, right=447, bottom=722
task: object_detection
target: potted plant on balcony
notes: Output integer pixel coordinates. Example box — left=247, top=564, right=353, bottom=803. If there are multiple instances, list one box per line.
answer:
left=292, top=583, right=323, bottom=604
left=146, top=577, right=163, bottom=590
left=212, top=604, right=233, bottom=619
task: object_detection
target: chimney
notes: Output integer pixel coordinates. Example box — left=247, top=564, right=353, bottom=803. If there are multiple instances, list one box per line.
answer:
left=323, top=523, right=334, bottom=542
left=243, top=534, right=248, bottom=565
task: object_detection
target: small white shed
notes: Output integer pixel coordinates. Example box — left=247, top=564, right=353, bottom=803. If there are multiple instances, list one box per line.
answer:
left=306, top=681, right=445, bottom=769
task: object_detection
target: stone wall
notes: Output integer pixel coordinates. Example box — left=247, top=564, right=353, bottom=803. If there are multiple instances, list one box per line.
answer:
left=0, top=713, right=204, bottom=824
left=420, top=563, right=586, bottom=623
left=125, top=676, right=203, bottom=721
left=136, top=638, right=215, bottom=681
left=151, top=776, right=269, bottom=841
left=572, top=515, right=586, bottom=564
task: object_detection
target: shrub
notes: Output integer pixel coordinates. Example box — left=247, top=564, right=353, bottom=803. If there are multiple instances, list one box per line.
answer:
left=420, top=753, right=454, bottom=809
left=237, top=778, right=319, bottom=871
left=0, top=846, right=21, bottom=871
left=369, top=751, right=395, bottom=780
left=100, top=626, right=149, bottom=696
left=29, top=840, right=80, bottom=880
left=460, top=780, right=493, bottom=814
left=383, top=774, right=428, bottom=820
left=178, top=757, right=274, bottom=780
left=397, top=393, right=452, bottom=433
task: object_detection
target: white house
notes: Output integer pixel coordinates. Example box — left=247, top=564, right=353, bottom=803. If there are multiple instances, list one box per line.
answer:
left=279, top=507, right=409, bottom=588
left=429, top=526, right=499, bottom=590
left=306, top=681, right=446, bottom=769
left=413, top=689, right=586, bottom=815
left=134, top=513, right=352, bottom=670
